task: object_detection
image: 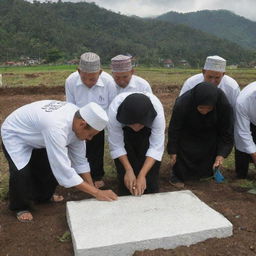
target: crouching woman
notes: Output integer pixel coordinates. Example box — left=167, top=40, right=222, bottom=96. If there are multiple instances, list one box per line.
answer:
left=167, top=82, right=233, bottom=185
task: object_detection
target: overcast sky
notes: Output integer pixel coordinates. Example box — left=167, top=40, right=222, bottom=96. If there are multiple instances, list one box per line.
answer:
left=28, top=0, right=256, bottom=21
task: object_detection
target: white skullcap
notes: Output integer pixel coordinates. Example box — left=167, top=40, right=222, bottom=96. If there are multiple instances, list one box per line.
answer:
left=79, top=52, right=101, bottom=73
left=79, top=102, right=108, bottom=131
left=204, top=55, right=226, bottom=72
left=111, top=55, right=132, bottom=72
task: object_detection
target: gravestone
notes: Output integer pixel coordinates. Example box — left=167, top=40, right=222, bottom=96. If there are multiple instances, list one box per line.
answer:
left=67, top=190, right=232, bottom=256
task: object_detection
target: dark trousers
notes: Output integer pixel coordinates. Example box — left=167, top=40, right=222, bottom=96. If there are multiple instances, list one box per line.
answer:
left=86, top=130, right=105, bottom=181
left=235, top=123, right=256, bottom=178
left=2, top=144, right=58, bottom=212
left=114, top=126, right=160, bottom=196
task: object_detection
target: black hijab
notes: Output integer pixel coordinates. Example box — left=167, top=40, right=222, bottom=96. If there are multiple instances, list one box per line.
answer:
left=117, top=93, right=157, bottom=127
left=193, top=82, right=218, bottom=107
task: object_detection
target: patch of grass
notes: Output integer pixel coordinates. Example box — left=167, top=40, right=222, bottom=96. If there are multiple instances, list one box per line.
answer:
left=237, top=180, right=256, bottom=189
left=57, top=231, right=71, bottom=242
left=0, top=151, right=8, bottom=200
left=1, top=66, right=256, bottom=90
left=0, top=173, right=9, bottom=200
left=223, top=150, right=235, bottom=170
left=104, top=141, right=116, bottom=179
left=0, top=64, right=77, bottom=72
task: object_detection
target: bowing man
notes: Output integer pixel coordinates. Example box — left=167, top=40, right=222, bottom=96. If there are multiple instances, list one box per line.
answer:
left=167, top=82, right=233, bottom=186
left=234, top=81, right=256, bottom=178
left=108, top=92, right=165, bottom=196
left=1, top=100, right=117, bottom=222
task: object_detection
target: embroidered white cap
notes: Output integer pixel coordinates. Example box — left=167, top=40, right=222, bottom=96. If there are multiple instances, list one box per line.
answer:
left=111, top=55, right=132, bottom=72
left=79, top=102, right=108, bottom=131
left=79, top=52, right=101, bottom=73
left=204, top=55, right=226, bottom=72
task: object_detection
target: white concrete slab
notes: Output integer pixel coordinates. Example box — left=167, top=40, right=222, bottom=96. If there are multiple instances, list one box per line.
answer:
left=66, top=190, right=232, bottom=256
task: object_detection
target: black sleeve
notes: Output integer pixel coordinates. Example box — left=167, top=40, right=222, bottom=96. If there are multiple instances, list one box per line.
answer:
left=167, top=98, right=187, bottom=154
left=216, top=91, right=234, bottom=158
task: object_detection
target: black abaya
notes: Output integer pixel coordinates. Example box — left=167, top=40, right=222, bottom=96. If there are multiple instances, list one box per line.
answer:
left=167, top=82, right=233, bottom=181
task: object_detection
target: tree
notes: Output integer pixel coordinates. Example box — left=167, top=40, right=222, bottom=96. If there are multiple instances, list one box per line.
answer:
left=45, top=48, right=63, bottom=63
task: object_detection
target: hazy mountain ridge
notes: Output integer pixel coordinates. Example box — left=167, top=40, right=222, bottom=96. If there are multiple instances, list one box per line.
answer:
left=157, top=10, right=256, bottom=51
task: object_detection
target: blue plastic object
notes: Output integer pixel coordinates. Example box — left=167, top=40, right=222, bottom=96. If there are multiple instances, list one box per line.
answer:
left=214, top=168, right=224, bottom=183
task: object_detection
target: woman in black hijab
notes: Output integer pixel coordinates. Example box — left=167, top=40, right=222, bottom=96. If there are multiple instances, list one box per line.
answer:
left=167, top=82, right=233, bottom=185
left=108, top=93, right=165, bottom=196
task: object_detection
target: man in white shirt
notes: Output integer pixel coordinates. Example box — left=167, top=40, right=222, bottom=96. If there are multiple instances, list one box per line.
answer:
left=234, top=81, right=256, bottom=178
left=179, top=55, right=240, bottom=110
left=111, top=55, right=153, bottom=95
left=108, top=92, right=165, bottom=196
left=1, top=100, right=117, bottom=222
left=65, top=52, right=117, bottom=189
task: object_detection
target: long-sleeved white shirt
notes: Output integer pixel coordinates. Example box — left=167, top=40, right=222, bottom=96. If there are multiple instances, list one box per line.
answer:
left=1, top=100, right=90, bottom=188
left=234, top=81, right=256, bottom=154
left=65, top=71, right=117, bottom=110
left=180, top=73, right=240, bottom=109
left=115, top=75, right=153, bottom=95
left=108, top=92, right=165, bottom=161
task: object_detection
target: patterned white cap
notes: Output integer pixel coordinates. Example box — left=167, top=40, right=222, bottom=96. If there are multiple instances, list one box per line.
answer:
left=79, top=102, right=108, bottom=131
left=79, top=52, right=101, bottom=73
left=111, top=55, right=132, bottom=72
left=204, top=55, right=226, bottom=72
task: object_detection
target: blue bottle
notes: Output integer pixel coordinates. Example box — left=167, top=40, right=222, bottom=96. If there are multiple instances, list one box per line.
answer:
left=214, top=168, right=224, bottom=183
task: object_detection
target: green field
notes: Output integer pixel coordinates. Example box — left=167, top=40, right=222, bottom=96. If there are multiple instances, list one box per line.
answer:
left=0, top=65, right=256, bottom=200
left=1, top=65, right=255, bottom=88
left=0, top=65, right=197, bottom=88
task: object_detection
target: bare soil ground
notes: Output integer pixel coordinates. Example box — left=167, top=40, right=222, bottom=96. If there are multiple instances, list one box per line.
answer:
left=0, top=86, right=256, bottom=256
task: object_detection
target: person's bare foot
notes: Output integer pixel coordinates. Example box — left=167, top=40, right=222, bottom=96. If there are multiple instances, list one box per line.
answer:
left=51, top=194, right=64, bottom=202
left=94, top=180, right=105, bottom=189
left=16, top=210, right=33, bottom=222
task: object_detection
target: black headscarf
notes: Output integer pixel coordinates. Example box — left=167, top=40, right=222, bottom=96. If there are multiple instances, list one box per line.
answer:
left=117, top=93, right=157, bottom=127
left=193, top=82, right=218, bottom=107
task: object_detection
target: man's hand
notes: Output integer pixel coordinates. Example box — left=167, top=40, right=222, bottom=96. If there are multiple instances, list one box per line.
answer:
left=170, top=154, right=177, bottom=167
left=213, top=155, right=224, bottom=169
left=95, top=189, right=118, bottom=201
left=134, top=174, right=147, bottom=196
left=76, top=181, right=117, bottom=201
left=124, top=170, right=137, bottom=195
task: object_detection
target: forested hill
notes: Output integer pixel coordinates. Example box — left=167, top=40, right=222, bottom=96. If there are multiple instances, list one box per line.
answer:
left=157, top=10, right=256, bottom=51
left=0, top=0, right=255, bottom=66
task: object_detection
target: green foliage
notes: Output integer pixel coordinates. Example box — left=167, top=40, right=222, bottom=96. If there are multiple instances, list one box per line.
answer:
left=0, top=0, right=255, bottom=66
left=45, top=48, right=64, bottom=63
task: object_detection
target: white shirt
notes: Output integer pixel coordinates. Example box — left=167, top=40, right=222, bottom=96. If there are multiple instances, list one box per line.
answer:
left=1, top=100, right=90, bottom=188
left=65, top=71, right=117, bottom=110
left=108, top=92, right=165, bottom=161
left=180, top=73, right=240, bottom=109
left=115, top=75, right=153, bottom=95
left=234, top=82, right=256, bottom=154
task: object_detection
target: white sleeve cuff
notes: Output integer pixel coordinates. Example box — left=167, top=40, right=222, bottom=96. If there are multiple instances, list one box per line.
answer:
left=59, top=173, right=84, bottom=188
left=110, top=148, right=127, bottom=159
left=146, top=148, right=163, bottom=161
left=245, top=145, right=256, bottom=154
left=74, top=162, right=91, bottom=174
